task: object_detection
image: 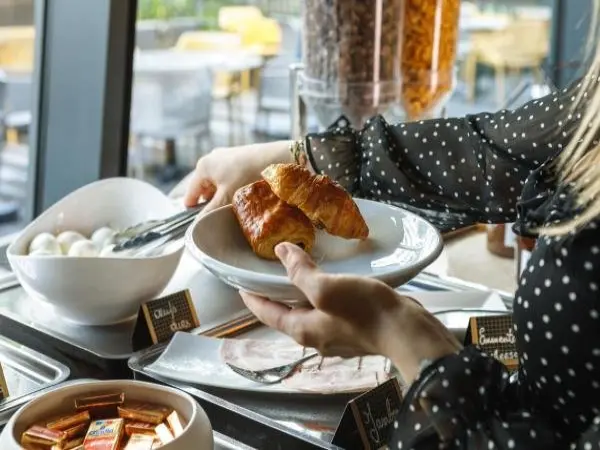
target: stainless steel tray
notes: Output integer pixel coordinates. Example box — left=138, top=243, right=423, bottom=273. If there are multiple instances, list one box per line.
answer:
left=0, top=335, right=70, bottom=428
left=0, top=254, right=255, bottom=377
left=128, top=272, right=513, bottom=450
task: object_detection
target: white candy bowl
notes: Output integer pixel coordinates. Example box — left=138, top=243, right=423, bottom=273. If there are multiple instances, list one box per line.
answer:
left=0, top=379, right=213, bottom=449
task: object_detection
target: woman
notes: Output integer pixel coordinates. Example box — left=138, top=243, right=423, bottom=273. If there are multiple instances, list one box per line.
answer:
left=184, top=73, right=600, bottom=448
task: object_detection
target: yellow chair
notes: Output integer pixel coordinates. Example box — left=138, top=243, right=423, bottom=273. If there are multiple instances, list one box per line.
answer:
left=176, top=30, right=250, bottom=91
left=176, top=30, right=242, bottom=51
left=0, top=35, right=35, bottom=73
left=237, top=17, right=282, bottom=57
left=218, top=6, right=264, bottom=33
left=464, top=19, right=550, bottom=106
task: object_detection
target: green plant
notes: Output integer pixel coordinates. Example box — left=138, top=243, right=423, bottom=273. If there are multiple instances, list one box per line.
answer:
left=137, top=0, right=198, bottom=20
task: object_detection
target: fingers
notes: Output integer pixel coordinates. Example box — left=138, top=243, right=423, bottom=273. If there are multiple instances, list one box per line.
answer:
left=183, top=165, right=215, bottom=207
left=240, top=291, right=314, bottom=345
left=274, top=243, right=326, bottom=304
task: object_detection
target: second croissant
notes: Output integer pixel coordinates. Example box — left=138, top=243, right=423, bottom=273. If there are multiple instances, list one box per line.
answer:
left=232, top=163, right=369, bottom=260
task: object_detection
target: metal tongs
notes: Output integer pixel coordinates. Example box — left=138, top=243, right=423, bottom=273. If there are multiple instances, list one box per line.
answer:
left=112, top=202, right=206, bottom=255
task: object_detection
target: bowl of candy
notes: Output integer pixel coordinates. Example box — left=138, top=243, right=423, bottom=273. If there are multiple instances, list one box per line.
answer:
left=6, top=178, right=185, bottom=325
left=0, top=379, right=214, bottom=449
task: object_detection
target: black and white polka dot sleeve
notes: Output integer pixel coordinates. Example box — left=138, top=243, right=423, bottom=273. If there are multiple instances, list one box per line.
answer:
left=390, top=346, right=600, bottom=449
left=305, top=81, right=589, bottom=233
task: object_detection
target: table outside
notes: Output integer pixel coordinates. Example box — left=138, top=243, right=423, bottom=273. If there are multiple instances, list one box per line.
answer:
left=131, top=49, right=264, bottom=182
left=134, top=49, right=264, bottom=75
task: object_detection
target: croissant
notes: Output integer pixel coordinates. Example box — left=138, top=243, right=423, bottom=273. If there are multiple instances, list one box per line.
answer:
left=232, top=180, right=315, bottom=260
left=261, top=163, right=369, bottom=240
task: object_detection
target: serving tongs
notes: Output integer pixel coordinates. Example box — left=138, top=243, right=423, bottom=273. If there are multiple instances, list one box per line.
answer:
left=112, top=202, right=206, bottom=255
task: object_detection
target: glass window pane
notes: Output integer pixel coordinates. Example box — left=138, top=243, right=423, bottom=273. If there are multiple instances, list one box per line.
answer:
left=128, top=0, right=302, bottom=192
left=0, top=0, right=36, bottom=236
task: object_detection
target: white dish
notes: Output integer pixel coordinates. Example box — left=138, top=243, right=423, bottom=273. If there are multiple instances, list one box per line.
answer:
left=145, top=290, right=504, bottom=395
left=7, top=178, right=184, bottom=325
left=146, top=331, right=332, bottom=394
left=0, top=379, right=213, bottom=450
left=186, top=198, right=443, bottom=302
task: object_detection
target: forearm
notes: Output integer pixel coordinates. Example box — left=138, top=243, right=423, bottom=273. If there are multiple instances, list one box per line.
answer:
left=261, top=140, right=295, bottom=165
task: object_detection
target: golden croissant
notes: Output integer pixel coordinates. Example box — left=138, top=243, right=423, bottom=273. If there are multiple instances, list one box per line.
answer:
left=261, top=163, right=369, bottom=240
left=232, top=180, right=315, bottom=260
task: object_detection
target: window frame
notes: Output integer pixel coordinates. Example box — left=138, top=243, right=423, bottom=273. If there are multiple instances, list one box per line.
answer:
left=27, top=0, right=137, bottom=219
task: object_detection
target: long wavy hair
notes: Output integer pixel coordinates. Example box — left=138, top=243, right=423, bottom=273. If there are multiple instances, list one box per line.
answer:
left=547, top=1, right=600, bottom=234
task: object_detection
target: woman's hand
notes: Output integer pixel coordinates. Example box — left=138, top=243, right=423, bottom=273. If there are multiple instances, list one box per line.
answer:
left=184, top=141, right=293, bottom=212
left=240, top=243, right=461, bottom=384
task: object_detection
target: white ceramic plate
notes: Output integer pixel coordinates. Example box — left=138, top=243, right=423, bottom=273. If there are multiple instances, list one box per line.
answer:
left=186, top=198, right=443, bottom=302
left=145, top=289, right=505, bottom=395
left=146, top=330, right=386, bottom=395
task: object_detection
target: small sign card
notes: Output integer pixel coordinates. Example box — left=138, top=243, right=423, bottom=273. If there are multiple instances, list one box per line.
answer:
left=0, top=361, right=8, bottom=400
left=132, top=290, right=200, bottom=351
left=332, top=377, right=403, bottom=450
left=465, top=313, right=518, bottom=370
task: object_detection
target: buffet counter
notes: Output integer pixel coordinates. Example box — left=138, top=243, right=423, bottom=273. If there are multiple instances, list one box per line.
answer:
left=0, top=177, right=513, bottom=449
left=0, top=259, right=511, bottom=449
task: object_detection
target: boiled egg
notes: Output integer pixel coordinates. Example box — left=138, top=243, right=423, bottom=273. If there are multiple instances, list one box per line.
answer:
left=99, top=244, right=116, bottom=257
left=28, top=233, right=61, bottom=255
left=91, top=227, right=116, bottom=248
left=68, top=240, right=99, bottom=257
left=56, top=230, right=86, bottom=255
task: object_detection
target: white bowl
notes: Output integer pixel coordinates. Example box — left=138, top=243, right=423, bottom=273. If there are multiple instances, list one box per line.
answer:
left=7, top=178, right=184, bottom=325
left=0, top=379, right=213, bottom=450
left=186, top=198, right=443, bottom=302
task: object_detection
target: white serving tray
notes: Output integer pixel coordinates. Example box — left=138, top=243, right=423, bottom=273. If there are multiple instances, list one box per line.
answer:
left=145, top=290, right=506, bottom=395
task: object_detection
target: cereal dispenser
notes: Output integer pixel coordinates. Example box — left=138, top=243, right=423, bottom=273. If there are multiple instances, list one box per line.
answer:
left=399, top=0, right=461, bottom=120
left=291, top=0, right=461, bottom=134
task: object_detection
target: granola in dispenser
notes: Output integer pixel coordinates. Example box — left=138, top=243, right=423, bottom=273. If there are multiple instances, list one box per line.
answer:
left=302, top=0, right=403, bottom=127
left=400, top=0, right=461, bottom=120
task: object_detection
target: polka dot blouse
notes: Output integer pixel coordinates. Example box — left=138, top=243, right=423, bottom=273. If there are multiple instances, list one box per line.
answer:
left=304, top=78, right=600, bottom=449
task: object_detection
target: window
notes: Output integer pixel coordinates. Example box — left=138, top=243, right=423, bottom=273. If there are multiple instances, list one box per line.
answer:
left=128, top=0, right=302, bottom=191
left=0, top=0, right=36, bottom=236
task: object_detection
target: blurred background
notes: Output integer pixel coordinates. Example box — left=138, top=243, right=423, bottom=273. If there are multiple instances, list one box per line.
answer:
left=0, top=0, right=584, bottom=291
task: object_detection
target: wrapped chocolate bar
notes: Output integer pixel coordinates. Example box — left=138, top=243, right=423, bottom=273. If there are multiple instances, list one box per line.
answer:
left=47, top=410, right=91, bottom=431
left=75, top=392, right=125, bottom=410
left=117, top=403, right=171, bottom=425
left=75, top=392, right=125, bottom=419
left=155, top=423, right=174, bottom=445
left=83, top=418, right=124, bottom=450
left=124, top=433, right=155, bottom=449
left=63, top=422, right=89, bottom=439
left=125, top=422, right=156, bottom=437
left=21, top=424, right=67, bottom=448
left=53, top=436, right=84, bottom=449
left=166, top=411, right=184, bottom=437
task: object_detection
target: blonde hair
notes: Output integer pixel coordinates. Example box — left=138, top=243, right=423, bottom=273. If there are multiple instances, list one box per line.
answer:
left=545, top=0, right=600, bottom=235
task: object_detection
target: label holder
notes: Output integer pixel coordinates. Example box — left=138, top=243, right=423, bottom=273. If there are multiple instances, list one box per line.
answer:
left=132, top=289, right=200, bottom=351
left=464, top=313, right=518, bottom=370
left=332, top=377, right=403, bottom=450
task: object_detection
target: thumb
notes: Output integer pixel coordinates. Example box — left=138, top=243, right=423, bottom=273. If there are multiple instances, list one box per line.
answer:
left=274, top=243, right=324, bottom=303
